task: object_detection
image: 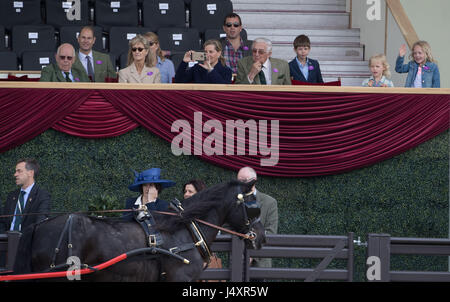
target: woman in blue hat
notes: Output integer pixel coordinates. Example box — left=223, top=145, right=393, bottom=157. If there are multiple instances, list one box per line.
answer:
left=123, top=168, right=175, bottom=222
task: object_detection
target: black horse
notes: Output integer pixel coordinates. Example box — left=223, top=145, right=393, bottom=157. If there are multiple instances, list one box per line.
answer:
left=13, top=180, right=265, bottom=281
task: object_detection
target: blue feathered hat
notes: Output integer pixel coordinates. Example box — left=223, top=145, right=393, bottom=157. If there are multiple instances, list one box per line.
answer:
left=128, top=168, right=176, bottom=192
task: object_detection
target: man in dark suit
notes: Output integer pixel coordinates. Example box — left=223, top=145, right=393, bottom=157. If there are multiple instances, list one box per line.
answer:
left=72, top=26, right=117, bottom=82
left=235, top=38, right=291, bottom=85
left=220, top=13, right=252, bottom=74
left=0, top=158, right=51, bottom=233
left=39, top=43, right=90, bottom=82
left=289, top=34, right=324, bottom=84
left=237, top=167, right=278, bottom=269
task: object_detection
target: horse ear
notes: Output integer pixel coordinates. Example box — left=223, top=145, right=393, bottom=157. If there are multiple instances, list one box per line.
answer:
left=244, top=179, right=257, bottom=193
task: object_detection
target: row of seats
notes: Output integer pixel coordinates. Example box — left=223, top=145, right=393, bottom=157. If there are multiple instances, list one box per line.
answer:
left=0, top=49, right=187, bottom=72
left=0, top=0, right=233, bottom=33
left=0, top=24, right=249, bottom=71
left=0, top=24, right=245, bottom=58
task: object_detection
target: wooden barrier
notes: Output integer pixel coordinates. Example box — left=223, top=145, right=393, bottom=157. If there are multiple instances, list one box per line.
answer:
left=200, top=233, right=354, bottom=282
left=367, top=233, right=450, bottom=282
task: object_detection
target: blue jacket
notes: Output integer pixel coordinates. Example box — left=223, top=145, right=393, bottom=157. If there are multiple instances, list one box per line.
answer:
left=395, top=56, right=440, bottom=88
left=175, top=61, right=232, bottom=84
left=289, top=58, right=324, bottom=83
left=122, top=197, right=168, bottom=222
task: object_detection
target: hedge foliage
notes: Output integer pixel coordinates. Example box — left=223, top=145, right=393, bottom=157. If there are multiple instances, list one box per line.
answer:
left=0, top=127, right=448, bottom=281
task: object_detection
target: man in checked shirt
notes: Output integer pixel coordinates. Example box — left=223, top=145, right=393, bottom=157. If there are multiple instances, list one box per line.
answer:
left=219, top=13, right=253, bottom=75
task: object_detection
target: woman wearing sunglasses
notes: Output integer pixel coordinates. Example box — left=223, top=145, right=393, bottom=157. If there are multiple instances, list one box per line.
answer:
left=118, top=35, right=161, bottom=83
left=143, top=32, right=176, bottom=84
left=174, top=39, right=232, bottom=84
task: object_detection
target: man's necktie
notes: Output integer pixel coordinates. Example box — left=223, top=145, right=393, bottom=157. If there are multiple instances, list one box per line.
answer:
left=13, top=191, right=26, bottom=231
left=259, top=68, right=267, bottom=85
left=86, top=56, right=95, bottom=81
left=64, top=72, right=72, bottom=82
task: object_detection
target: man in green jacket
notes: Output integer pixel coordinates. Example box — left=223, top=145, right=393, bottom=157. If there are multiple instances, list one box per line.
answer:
left=72, top=26, right=117, bottom=82
left=39, top=43, right=90, bottom=82
left=237, top=166, right=279, bottom=269
left=235, top=37, right=291, bottom=85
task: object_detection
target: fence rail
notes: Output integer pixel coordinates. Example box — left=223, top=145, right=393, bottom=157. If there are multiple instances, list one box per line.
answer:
left=200, top=232, right=354, bottom=282
left=367, top=233, right=450, bottom=282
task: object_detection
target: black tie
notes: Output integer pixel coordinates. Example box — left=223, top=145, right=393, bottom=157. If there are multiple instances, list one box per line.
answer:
left=259, top=68, right=267, bottom=85
left=64, top=72, right=72, bottom=82
left=86, top=56, right=95, bottom=81
left=13, top=191, right=26, bottom=231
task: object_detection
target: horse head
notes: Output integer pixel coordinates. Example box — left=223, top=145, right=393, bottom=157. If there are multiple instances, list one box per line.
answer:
left=224, top=180, right=266, bottom=250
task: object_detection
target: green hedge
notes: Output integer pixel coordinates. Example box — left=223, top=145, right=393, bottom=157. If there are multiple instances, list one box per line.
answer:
left=0, top=127, right=448, bottom=281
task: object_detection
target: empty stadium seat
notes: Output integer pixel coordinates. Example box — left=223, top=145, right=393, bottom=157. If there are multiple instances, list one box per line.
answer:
left=142, top=0, right=186, bottom=32
left=12, top=25, right=57, bottom=57
left=0, top=26, right=6, bottom=50
left=22, top=51, right=55, bottom=71
left=0, top=51, right=18, bottom=70
left=190, top=0, right=233, bottom=34
left=45, top=0, right=90, bottom=29
left=95, top=0, right=139, bottom=30
left=0, top=0, right=42, bottom=30
left=60, top=26, right=104, bottom=52
left=108, top=27, right=152, bottom=57
left=158, top=27, right=201, bottom=54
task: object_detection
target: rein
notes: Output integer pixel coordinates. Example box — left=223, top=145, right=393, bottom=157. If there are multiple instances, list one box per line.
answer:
left=154, top=210, right=256, bottom=241
left=0, top=209, right=256, bottom=240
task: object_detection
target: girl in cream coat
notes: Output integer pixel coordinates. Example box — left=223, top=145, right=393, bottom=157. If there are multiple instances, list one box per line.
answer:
left=119, top=35, right=161, bottom=83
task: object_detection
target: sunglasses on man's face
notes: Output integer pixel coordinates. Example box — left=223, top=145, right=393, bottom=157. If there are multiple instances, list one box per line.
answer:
left=252, top=49, right=266, bottom=55
left=148, top=41, right=156, bottom=46
left=132, top=47, right=145, bottom=52
left=225, top=22, right=241, bottom=28
left=59, top=56, right=73, bottom=60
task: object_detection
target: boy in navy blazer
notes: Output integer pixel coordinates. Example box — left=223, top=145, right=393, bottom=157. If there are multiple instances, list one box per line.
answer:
left=289, top=35, right=324, bottom=84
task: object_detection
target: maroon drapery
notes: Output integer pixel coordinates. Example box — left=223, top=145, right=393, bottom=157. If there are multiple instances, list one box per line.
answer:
left=0, top=87, right=448, bottom=177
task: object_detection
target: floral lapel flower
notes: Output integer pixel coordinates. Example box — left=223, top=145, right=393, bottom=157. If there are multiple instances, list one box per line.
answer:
left=423, top=65, right=430, bottom=71
left=308, top=65, right=314, bottom=71
left=96, top=60, right=103, bottom=65
left=147, top=72, right=153, bottom=76
left=243, top=46, right=249, bottom=51
left=273, top=68, right=278, bottom=73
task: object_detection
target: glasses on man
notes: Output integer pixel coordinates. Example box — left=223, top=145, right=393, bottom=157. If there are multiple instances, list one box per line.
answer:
left=252, top=49, right=266, bottom=55
left=148, top=41, right=156, bottom=46
left=59, top=56, right=73, bottom=60
left=132, top=47, right=145, bottom=52
left=225, top=22, right=241, bottom=28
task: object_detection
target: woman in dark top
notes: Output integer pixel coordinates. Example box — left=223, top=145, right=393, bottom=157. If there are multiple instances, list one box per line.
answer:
left=175, top=39, right=232, bottom=84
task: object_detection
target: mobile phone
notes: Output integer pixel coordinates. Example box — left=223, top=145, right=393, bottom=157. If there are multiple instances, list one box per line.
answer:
left=191, top=51, right=206, bottom=62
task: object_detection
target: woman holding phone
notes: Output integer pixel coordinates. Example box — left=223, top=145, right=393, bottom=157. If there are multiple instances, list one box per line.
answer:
left=174, top=39, right=232, bottom=84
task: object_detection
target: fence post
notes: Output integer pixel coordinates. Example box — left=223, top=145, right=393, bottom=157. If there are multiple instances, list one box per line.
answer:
left=367, top=233, right=390, bottom=282
left=347, top=232, right=354, bottom=282
left=230, top=235, right=244, bottom=281
left=6, top=231, right=22, bottom=271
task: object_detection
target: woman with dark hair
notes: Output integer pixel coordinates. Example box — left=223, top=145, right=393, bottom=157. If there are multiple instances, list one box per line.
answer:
left=183, top=179, right=206, bottom=199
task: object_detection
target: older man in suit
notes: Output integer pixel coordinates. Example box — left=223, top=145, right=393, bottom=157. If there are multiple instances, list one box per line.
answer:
left=72, top=26, right=117, bottom=82
left=235, top=38, right=291, bottom=85
left=237, top=166, right=278, bottom=269
left=39, top=43, right=90, bottom=82
left=0, top=158, right=51, bottom=233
